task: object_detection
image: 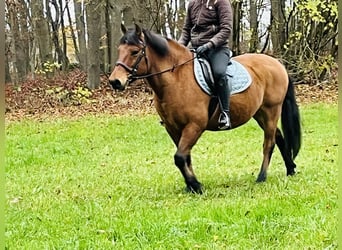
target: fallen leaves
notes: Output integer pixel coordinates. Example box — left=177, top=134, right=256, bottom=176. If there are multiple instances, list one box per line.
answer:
left=5, top=69, right=338, bottom=121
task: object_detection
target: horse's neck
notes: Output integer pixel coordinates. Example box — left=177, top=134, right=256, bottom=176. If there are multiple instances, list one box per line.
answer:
left=147, top=41, right=193, bottom=100
left=148, top=40, right=192, bottom=71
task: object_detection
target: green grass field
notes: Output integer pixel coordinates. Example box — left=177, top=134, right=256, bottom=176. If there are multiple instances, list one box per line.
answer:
left=5, top=103, right=338, bottom=249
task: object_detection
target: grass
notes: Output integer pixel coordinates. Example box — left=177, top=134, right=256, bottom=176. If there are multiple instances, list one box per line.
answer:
left=5, top=103, right=338, bottom=249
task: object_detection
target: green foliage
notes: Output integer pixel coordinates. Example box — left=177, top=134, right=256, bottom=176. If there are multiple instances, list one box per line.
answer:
left=46, top=82, right=93, bottom=105
left=71, top=85, right=92, bottom=100
left=35, top=61, right=62, bottom=75
left=5, top=104, right=338, bottom=249
left=296, top=0, right=337, bottom=22
left=283, top=0, right=338, bottom=82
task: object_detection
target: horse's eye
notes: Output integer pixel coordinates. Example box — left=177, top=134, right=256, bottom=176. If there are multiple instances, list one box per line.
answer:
left=131, top=50, right=139, bottom=56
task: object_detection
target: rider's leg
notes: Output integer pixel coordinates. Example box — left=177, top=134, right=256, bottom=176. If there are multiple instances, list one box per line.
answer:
left=208, top=47, right=231, bottom=129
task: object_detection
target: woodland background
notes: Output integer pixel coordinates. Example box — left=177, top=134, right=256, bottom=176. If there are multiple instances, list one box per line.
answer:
left=4, top=0, right=338, bottom=119
left=5, top=2, right=338, bottom=249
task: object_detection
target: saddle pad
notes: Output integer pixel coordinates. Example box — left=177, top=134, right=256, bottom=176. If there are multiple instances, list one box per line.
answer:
left=194, top=58, right=252, bottom=96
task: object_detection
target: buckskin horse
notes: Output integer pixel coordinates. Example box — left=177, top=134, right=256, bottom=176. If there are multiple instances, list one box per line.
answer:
left=109, top=24, right=301, bottom=194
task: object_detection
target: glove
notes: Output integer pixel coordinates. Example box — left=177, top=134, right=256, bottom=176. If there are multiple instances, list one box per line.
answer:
left=196, top=42, right=213, bottom=56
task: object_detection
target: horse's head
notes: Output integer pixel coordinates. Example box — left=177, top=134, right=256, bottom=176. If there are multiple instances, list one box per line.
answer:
left=109, top=24, right=171, bottom=91
left=109, top=23, right=149, bottom=91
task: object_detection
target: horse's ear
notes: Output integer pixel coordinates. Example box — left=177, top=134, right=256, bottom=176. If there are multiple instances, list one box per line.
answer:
left=121, top=23, right=127, bottom=34
left=134, top=23, right=142, bottom=37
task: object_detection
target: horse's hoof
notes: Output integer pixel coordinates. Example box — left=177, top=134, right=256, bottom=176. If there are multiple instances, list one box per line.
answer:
left=256, top=174, right=266, bottom=183
left=287, top=169, right=296, bottom=176
left=185, top=183, right=203, bottom=194
left=256, top=178, right=265, bottom=183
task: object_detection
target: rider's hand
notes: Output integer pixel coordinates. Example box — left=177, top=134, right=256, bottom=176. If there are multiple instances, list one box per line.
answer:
left=196, top=42, right=213, bottom=56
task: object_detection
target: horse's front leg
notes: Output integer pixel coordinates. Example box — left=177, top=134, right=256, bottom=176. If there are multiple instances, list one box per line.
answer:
left=170, top=124, right=204, bottom=194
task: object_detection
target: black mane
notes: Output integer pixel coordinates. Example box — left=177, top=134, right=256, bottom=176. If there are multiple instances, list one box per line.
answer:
left=120, top=28, right=169, bottom=57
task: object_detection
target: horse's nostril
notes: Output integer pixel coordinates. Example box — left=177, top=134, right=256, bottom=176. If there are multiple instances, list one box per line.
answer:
left=109, top=79, right=124, bottom=90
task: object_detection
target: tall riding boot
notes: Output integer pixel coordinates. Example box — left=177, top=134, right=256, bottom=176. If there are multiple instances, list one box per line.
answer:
left=216, top=76, right=231, bottom=130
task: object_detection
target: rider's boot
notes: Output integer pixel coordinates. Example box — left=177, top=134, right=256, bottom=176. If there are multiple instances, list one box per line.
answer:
left=216, top=76, right=231, bottom=130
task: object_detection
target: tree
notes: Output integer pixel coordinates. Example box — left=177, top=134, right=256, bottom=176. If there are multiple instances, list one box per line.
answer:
left=231, top=0, right=242, bottom=55
left=4, top=0, right=338, bottom=85
left=46, top=0, right=70, bottom=71
left=270, top=0, right=286, bottom=55
left=5, top=0, right=31, bottom=82
left=31, top=0, right=53, bottom=73
left=107, top=0, right=121, bottom=71
left=73, top=0, right=87, bottom=70
left=85, top=0, right=101, bottom=89
left=249, top=0, right=258, bottom=52
left=283, top=0, right=338, bottom=81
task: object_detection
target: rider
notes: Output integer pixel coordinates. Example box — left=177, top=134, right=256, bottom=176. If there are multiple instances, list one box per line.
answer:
left=178, top=0, right=233, bottom=129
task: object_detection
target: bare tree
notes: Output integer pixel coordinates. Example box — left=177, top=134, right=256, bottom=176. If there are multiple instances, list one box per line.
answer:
left=249, top=0, right=258, bottom=52
left=58, top=0, right=70, bottom=70
left=3, top=0, right=338, bottom=85
left=5, top=31, right=12, bottom=83
left=31, top=0, right=53, bottom=72
left=73, top=0, right=87, bottom=70
left=176, top=0, right=186, bottom=38
left=107, top=0, right=121, bottom=71
left=270, top=0, right=286, bottom=55
left=232, top=0, right=242, bottom=55
left=6, top=0, right=31, bottom=82
left=86, top=0, right=102, bottom=89
left=66, top=1, right=80, bottom=64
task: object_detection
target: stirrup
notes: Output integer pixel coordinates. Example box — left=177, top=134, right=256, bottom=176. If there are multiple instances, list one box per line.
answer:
left=218, top=112, right=231, bottom=130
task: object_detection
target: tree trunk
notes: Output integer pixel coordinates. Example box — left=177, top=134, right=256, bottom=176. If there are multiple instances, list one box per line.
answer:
left=249, top=0, right=258, bottom=52
left=5, top=50, right=12, bottom=83
left=232, top=0, right=242, bottom=55
left=270, top=0, right=286, bottom=55
left=31, top=0, right=53, bottom=72
left=121, top=0, right=154, bottom=29
left=46, top=0, right=67, bottom=72
left=58, top=0, right=70, bottom=70
left=86, top=1, right=101, bottom=89
left=73, top=0, right=87, bottom=70
left=176, top=0, right=186, bottom=39
left=121, top=4, right=134, bottom=27
left=108, top=0, right=121, bottom=70
left=99, top=3, right=108, bottom=73
left=103, top=0, right=111, bottom=73
left=66, top=2, right=79, bottom=64
left=18, top=0, right=31, bottom=78
left=7, top=1, right=29, bottom=81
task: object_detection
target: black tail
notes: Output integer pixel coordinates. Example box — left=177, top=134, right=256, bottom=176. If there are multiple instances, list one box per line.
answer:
left=281, top=77, right=302, bottom=159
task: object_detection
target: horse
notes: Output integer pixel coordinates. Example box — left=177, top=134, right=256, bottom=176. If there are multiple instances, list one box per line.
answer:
left=109, top=24, right=301, bottom=194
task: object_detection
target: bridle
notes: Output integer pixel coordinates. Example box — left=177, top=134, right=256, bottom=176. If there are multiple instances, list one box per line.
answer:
left=115, top=40, right=148, bottom=84
left=114, top=40, right=196, bottom=84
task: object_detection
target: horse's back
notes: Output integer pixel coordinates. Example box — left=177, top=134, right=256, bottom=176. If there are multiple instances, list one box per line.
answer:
left=234, top=53, right=287, bottom=78
left=233, top=53, right=289, bottom=104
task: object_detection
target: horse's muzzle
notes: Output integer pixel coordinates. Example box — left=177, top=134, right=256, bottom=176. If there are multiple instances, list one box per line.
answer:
left=109, top=79, right=125, bottom=91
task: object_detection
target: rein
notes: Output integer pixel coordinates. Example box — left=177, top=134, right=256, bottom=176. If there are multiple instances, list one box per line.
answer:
left=128, top=57, right=195, bottom=81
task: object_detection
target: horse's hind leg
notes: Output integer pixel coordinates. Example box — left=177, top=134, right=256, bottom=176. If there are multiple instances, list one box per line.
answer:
left=256, top=130, right=276, bottom=182
left=254, top=109, right=279, bottom=182
left=275, top=128, right=296, bottom=176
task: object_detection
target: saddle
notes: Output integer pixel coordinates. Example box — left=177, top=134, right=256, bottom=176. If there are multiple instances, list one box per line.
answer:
left=194, top=56, right=252, bottom=96
left=197, top=57, right=216, bottom=87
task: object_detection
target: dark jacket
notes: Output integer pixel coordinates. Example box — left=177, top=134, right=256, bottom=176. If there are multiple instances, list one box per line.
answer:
left=178, top=0, right=233, bottom=48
